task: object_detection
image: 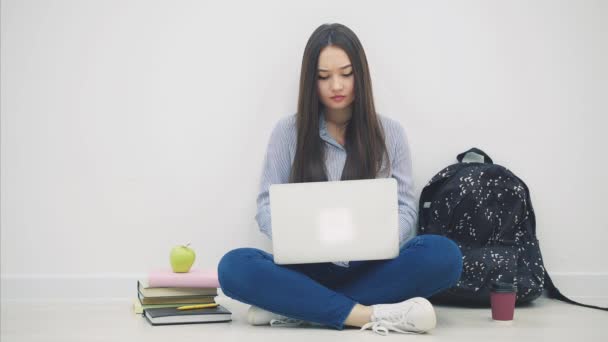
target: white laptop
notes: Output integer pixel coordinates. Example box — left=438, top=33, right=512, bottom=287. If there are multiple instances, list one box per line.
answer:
left=269, top=178, right=399, bottom=265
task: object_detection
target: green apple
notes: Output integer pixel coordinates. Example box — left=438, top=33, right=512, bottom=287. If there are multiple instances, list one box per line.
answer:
left=170, top=243, right=196, bottom=273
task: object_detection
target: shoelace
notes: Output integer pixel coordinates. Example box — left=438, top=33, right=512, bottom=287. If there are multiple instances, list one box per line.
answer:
left=360, top=307, right=419, bottom=336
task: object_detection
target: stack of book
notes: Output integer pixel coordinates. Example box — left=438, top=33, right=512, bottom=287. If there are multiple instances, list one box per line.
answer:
left=134, top=268, right=232, bottom=325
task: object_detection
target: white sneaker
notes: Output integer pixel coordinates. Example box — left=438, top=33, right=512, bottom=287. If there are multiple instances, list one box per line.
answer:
left=360, top=297, right=437, bottom=335
left=247, top=306, right=307, bottom=327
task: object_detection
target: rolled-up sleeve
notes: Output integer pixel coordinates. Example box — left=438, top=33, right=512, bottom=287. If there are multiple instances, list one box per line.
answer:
left=391, top=123, right=418, bottom=247
left=255, top=118, right=293, bottom=240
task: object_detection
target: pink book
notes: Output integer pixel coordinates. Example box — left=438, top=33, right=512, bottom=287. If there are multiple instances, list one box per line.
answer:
left=148, top=268, right=220, bottom=288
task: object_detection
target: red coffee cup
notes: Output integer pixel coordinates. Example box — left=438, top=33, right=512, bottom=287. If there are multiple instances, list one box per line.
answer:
left=490, top=281, right=517, bottom=322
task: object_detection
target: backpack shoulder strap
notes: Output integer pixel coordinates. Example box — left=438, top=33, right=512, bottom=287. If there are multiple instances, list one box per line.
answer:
left=545, top=272, right=608, bottom=311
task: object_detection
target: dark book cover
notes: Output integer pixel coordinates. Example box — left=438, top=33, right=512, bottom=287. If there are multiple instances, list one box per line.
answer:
left=144, top=305, right=232, bottom=326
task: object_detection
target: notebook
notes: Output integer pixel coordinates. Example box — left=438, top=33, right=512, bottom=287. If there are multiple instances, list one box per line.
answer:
left=269, top=178, right=399, bottom=264
left=144, top=305, right=232, bottom=325
left=133, top=298, right=213, bottom=314
left=137, top=280, right=218, bottom=297
left=147, top=268, right=220, bottom=288
left=137, top=291, right=216, bottom=305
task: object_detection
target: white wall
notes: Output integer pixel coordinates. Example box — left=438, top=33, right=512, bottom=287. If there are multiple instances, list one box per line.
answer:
left=2, top=0, right=607, bottom=300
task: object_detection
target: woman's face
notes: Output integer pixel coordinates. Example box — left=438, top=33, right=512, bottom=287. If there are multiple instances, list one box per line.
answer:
left=317, top=46, right=355, bottom=111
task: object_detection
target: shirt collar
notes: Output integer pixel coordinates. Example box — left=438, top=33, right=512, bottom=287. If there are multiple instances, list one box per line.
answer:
left=318, top=108, right=345, bottom=150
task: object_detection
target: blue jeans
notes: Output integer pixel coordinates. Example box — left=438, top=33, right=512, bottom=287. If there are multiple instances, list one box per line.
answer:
left=217, top=234, right=462, bottom=330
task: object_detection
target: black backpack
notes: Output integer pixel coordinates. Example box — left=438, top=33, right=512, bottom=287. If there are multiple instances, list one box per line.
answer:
left=418, top=148, right=607, bottom=310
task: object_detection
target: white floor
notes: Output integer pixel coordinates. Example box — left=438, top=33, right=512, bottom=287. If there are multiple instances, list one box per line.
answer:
left=1, top=295, right=607, bottom=342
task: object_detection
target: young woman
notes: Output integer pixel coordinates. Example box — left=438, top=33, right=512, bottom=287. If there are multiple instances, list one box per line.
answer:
left=218, top=23, right=462, bottom=336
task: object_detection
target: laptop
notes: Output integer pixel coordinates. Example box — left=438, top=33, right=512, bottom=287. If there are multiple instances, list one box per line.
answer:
left=269, top=178, right=399, bottom=265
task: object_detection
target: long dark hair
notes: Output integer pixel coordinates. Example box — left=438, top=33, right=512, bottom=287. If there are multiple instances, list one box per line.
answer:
left=289, top=23, right=390, bottom=183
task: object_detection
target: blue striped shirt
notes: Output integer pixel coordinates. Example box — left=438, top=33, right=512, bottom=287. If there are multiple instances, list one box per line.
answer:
left=255, top=111, right=418, bottom=267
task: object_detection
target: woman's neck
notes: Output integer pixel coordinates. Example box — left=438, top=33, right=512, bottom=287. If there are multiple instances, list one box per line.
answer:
left=324, top=107, right=352, bottom=125
left=324, top=106, right=352, bottom=144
